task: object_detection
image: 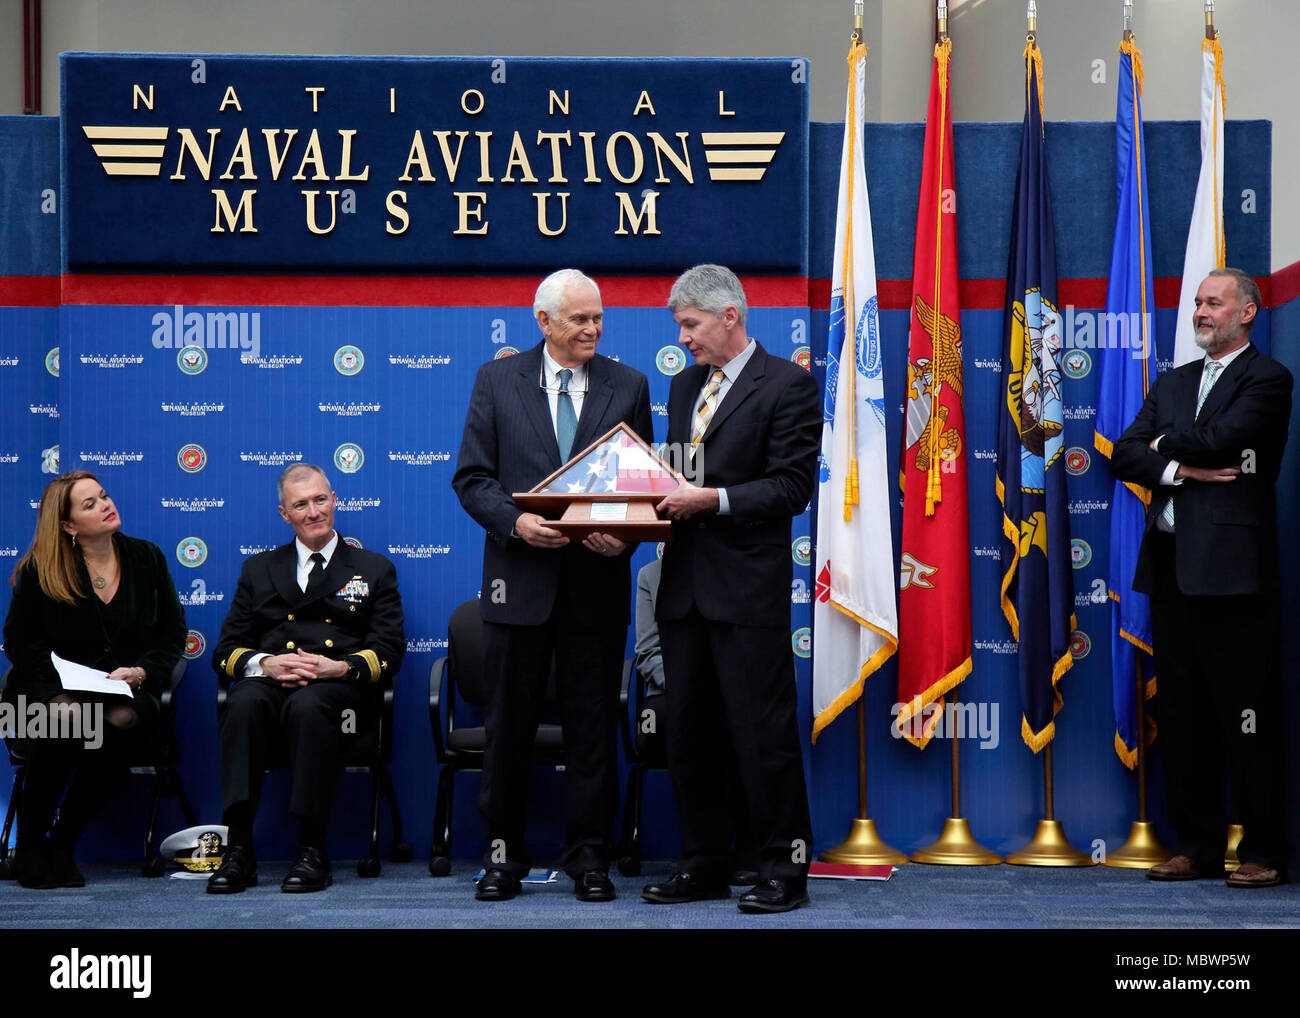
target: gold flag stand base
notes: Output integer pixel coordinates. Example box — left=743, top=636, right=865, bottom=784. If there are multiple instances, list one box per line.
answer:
left=1224, top=824, right=1244, bottom=873
left=910, top=818, right=1002, bottom=866
left=818, top=818, right=908, bottom=866
left=1005, top=820, right=1095, bottom=867
left=1103, top=821, right=1171, bottom=869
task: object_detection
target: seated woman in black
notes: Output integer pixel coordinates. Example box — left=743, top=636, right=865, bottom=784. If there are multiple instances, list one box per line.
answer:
left=3, top=471, right=186, bottom=888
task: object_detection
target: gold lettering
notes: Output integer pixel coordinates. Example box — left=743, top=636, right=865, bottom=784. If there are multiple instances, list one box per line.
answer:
left=132, top=84, right=154, bottom=111
left=389, top=87, right=397, bottom=114
left=548, top=89, right=570, bottom=116
left=718, top=91, right=735, bottom=116
left=633, top=90, right=656, bottom=116
left=262, top=129, right=299, bottom=181
left=211, top=189, right=257, bottom=233
left=461, top=89, right=485, bottom=115
left=385, top=190, right=409, bottom=234
left=476, top=131, right=493, bottom=183
left=431, top=130, right=468, bottom=182
left=534, top=192, right=569, bottom=236
left=605, top=132, right=644, bottom=184
left=536, top=132, right=571, bottom=183
left=218, top=129, right=257, bottom=181
left=614, top=191, right=660, bottom=236
left=303, top=189, right=340, bottom=235
left=399, top=132, right=436, bottom=182
left=647, top=132, right=694, bottom=184
left=291, top=130, right=329, bottom=182
left=501, top=132, right=538, bottom=184
left=336, top=130, right=370, bottom=181
left=454, top=191, right=489, bottom=235
left=305, top=86, right=325, bottom=113
left=219, top=86, right=242, bottom=113
left=171, top=128, right=220, bottom=181
left=578, top=132, right=601, bottom=182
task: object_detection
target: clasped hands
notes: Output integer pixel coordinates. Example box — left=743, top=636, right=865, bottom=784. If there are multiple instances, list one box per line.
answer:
left=261, top=651, right=349, bottom=687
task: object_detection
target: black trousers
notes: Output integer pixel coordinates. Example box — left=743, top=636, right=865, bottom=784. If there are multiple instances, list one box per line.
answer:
left=479, top=606, right=625, bottom=878
left=660, top=606, right=812, bottom=883
left=1148, top=532, right=1289, bottom=872
left=219, top=677, right=369, bottom=824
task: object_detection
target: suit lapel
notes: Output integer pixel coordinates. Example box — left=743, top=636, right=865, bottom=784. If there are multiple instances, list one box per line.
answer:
left=699, top=341, right=765, bottom=441
left=514, top=343, right=562, bottom=464
left=572, top=355, right=614, bottom=451
left=670, top=365, right=707, bottom=445
left=1195, top=345, right=1255, bottom=424
left=269, top=542, right=301, bottom=607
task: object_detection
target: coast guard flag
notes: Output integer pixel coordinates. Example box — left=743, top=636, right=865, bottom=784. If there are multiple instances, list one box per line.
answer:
left=1094, top=36, right=1158, bottom=769
left=896, top=35, right=972, bottom=749
left=812, top=31, right=897, bottom=742
left=995, top=41, right=1076, bottom=752
left=1173, top=30, right=1227, bottom=368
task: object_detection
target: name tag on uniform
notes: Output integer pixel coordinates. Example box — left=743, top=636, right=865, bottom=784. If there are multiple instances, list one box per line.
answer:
left=337, top=576, right=370, bottom=602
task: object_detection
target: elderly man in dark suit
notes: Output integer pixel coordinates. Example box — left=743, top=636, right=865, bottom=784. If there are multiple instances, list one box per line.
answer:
left=207, top=462, right=405, bottom=894
left=641, top=264, right=820, bottom=914
left=1112, top=267, right=1292, bottom=888
left=453, top=268, right=653, bottom=902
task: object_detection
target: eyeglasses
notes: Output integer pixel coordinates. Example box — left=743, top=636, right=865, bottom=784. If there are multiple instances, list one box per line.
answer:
left=538, top=365, right=589, bottom=397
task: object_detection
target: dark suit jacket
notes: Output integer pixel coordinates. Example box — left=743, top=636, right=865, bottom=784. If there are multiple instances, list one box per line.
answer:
left=213, top=540, right=405, bottom=685
left=1111, top=343, right=1293, bottom=597
left=3, top=534, right=186, bottom=703
left=452, top=342, right=654, bottom=627
left=657, top=342, right=821, bottom=628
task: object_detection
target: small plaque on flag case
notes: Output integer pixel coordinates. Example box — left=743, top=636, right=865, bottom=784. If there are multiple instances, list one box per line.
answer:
left=513, top=422, right=679, bottom=541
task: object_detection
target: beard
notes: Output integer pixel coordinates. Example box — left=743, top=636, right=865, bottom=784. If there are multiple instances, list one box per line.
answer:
left=1192, top=320, right=1238, bottom=356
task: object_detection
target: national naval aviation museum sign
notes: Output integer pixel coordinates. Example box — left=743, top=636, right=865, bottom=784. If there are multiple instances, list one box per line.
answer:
left=62, top=54, right=810, bottom=273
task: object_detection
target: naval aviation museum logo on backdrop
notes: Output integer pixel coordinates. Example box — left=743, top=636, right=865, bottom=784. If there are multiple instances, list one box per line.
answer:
left=64, top=55, right=807, bottom=273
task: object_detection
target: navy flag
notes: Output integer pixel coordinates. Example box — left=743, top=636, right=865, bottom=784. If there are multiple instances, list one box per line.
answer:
left=1094, top=35, right=1158, bottom=768
left=995, top=40, right=1077, bottom=752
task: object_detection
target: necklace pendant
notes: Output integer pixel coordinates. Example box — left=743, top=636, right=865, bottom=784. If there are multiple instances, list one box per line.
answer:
left=92, top=575, right=107, bottom=590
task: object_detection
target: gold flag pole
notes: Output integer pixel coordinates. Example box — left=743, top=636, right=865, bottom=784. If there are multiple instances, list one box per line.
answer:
left=818, top=0, right=905, bottom=869
left=1005, top=3, right=1093, bottom=869
left=909, top=1, right=999, bottom=867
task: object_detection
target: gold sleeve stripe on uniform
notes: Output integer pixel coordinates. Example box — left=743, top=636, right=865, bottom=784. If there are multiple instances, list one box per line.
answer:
left=224, top=648, right=253, bottom=679
left=356, top=649, right=382, bottom=683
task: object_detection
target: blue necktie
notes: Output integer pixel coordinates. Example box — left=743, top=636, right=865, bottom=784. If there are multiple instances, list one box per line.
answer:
left=557, top=367, right=577, bottom=462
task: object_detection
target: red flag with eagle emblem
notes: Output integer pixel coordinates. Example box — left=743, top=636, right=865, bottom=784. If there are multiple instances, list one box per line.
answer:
left=895, top=36, right=972, bottom=748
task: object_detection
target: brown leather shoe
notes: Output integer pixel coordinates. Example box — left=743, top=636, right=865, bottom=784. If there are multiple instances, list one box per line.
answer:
left=1226, top=862, right=1283, bottom=888
left=1146, top=855, right=1202, bottom=881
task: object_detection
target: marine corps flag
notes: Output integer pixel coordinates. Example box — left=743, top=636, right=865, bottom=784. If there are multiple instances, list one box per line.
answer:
left=812, top=29, right=898, bottom=742
left=1094, top=33, right=1158, bottom=768
left=995, top=40, right=1076, bottom=752
left=895, top=35, right=972, bottom=749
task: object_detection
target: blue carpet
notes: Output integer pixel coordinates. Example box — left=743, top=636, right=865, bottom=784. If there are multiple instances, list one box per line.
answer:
left=2, top=860, right=1296, bottom=929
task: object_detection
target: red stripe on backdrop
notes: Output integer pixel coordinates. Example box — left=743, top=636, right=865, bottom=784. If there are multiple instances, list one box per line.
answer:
left=1271, top=260, right=1300, bottom=307
left=808, top=275, right=1273, bottom=311
left=0, top=276, right=60, bottom=307
left=60, top=274, right=810, bottom=308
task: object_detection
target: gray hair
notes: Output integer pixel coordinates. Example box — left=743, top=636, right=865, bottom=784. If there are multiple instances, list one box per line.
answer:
left=1207, top=267, right=1262, bottom=323
left=533, top=268, right=601, bottom=319
left=667, top=264, right=747, bottom=328
left=277, top=462, right=331, bottom=504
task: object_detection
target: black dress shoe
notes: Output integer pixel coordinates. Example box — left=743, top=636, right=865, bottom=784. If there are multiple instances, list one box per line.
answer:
left=641, top=871, right=730, bottom=904
left=48, top=846, right=86, bottom=888
left=574, top=869, right=616, bottom=902
left=14, top=844, right=56, bottom=890
left=206, top=845, right=258, bottom=894
left=476, top=868, right=521, bottom=901
left=281, top=846, right=332, bottom=893
left=737, top=878, right=810, bottom=914
left=729, top=868, right=761, bottom=887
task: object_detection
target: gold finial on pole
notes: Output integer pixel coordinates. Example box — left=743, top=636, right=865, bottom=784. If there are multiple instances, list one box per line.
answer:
left=853, top=0, right=863, bottom=44
left=1205, top=0, right=1217, bottom=40
left=937, top=2, right=948, bottom=41
left=1027, top=1, right=1038, bottom=44
left=1123, top=0, right=1134, bottom=42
